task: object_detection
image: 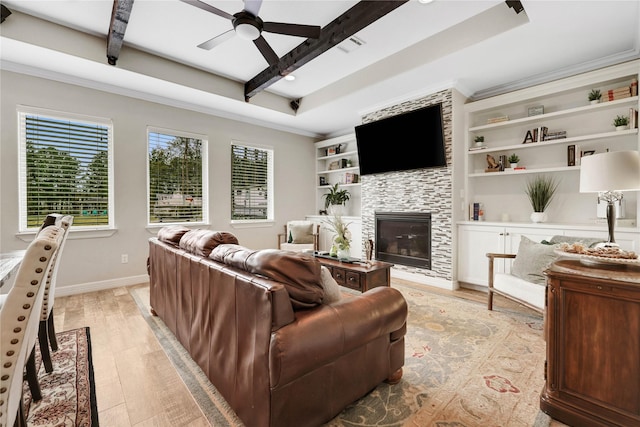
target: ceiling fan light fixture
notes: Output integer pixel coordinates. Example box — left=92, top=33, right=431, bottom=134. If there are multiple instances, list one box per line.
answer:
left=236, top=22, right=261, bottom=40
left=233, top=14, right=262, bottom=40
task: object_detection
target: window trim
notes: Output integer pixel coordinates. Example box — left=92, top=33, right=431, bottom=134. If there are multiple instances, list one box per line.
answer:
left=146, top=126, right=209, bottom=227
left=230, top=140, right=274, bottom=224
left=17, top=105, right=115, bottom=233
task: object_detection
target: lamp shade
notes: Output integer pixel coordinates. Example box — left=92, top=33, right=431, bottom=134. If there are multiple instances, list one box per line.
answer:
left=579, top=150, right=640, bottom=193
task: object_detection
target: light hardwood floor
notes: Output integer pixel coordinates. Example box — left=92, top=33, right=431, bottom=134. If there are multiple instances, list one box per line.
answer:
left=52, top=281, right=566, bottom=427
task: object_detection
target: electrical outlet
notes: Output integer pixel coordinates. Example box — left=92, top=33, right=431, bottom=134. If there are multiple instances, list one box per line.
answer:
left=121, top=254, right=128, bottom=264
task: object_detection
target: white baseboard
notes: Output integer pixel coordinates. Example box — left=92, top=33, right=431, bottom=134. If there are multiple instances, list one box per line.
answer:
left=55, top=274, right=149, bottom=297
left=391, top=268, right=455, bottom=291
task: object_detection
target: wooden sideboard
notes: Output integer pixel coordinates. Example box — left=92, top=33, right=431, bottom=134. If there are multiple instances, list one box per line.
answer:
left=315, top=256, right=393, bottom=292
left=541, top=259, right=640, bottom=427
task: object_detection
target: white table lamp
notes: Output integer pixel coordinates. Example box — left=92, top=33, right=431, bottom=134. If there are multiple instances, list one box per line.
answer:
left=580, top=150, right=640, bottom=246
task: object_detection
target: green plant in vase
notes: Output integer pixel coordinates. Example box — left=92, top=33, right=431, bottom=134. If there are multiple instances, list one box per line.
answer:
left=588, top=89, right=601, bottom=103
left=324, top=214, right=352, bottom=259
left=322, top=183, right=350, bottom=215
left=525, top=175, right=558, bottom=223
left=507, top=153, right=520, bottom=167
left=613, top=115, right=629, bottom=129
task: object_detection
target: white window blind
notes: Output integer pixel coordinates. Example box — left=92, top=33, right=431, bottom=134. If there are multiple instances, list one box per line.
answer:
left=18, top=108, right=113, bottom=231
left=148, top=128, right=207, bottom=224
left=231, top=143, right=273, bottom=221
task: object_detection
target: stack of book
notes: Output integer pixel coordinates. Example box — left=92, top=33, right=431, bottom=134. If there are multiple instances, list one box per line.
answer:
left=470, top=202, right=484, bottom=221
left=603, top=86, right=631, bottom=101
left=629, top=107, right=638, bottom=129
left=469, top=145, right=487, bottom=151
left=545, top=130, right=567, bottom=141
left=487, top=115, right=509, bottom=124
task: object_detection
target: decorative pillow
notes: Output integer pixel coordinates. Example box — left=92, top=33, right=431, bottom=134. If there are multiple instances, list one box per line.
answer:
left=511, top=236, right=560, bottom=285
left=210, top=245, right=324, bottom=309
left=157, top=225, right=190, bottom=246
left=179, top=229, right=239, bottom=257
left=320, top=266, right=342, bottom=304
left=209, top=244, right=255, bottom=266
left=288, top=221, right=315, bottom=244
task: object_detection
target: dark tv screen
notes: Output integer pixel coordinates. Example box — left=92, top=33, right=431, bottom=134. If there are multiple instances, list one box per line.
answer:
left=354, top=103, right=446, bottom=175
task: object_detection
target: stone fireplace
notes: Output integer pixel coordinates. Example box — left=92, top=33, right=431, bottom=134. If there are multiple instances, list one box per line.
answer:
left=375, top=212, right=431, bottom=269
left=360, top=88, right=456, bottom=289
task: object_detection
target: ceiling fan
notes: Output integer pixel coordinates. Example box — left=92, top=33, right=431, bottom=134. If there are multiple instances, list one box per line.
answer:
left=180, top=0, right=322, bottom=66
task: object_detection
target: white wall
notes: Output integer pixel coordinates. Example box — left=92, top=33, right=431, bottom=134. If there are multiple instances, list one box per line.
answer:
left=0, top=71, right=317, bottom=291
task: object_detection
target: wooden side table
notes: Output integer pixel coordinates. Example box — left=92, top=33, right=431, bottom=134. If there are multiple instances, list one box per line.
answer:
left=541, top=258, right=640, bottom=427
left=315, top=256, right=393, bottom=292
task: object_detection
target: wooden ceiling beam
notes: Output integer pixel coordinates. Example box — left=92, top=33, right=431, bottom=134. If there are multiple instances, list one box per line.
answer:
left=107, top=0, right=135, bottom=65
left=244, top=0, right=409, bottom=101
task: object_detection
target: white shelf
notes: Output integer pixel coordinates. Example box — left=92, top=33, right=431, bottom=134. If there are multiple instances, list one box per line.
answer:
left=317, top=150, right=358, bottom=161
left=469, top=165, right=579, bottom=177
left=469, top=96, right=638, bottom=131
left=467, top=129, right=638, bottom=155
left=317, top=183, right=360, bottom=189
left=318, top=166, right=360, bottom=174
left=315, top=134, right=361, bottom=216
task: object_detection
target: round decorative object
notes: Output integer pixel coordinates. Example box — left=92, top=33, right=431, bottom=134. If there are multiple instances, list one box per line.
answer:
left=337, top=247, right=350, bottom=260
left=616, top=125, right=629, bottom=131
left=530, top=212, right=547, bottom=223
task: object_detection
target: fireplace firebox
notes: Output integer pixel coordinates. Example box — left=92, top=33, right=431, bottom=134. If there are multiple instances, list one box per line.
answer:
left=375, top=212, right=431, bottom=269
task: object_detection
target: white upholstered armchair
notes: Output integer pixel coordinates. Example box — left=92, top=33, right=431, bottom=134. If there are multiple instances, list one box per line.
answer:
left=277, top=220, right=319, bottom=252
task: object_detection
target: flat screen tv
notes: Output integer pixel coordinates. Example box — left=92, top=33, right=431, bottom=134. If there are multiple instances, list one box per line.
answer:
left=354, top=103, right=446, bottom=175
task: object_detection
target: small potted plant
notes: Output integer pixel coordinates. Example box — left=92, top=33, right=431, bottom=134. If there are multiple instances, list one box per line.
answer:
left=613, top=115, right=629, bottom=130
left=474, top=135, right=484, bottom=148
left=525, top=175, right=558, bottom=223
left=508, top=153, right=520, bottom=168
left=322, top=183, right=350, bottom=216
left=588, top=89, right=601, bottom=104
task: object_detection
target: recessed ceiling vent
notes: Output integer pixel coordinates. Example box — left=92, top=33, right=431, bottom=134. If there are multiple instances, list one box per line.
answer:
left=337, top=36, right=366, bottom=53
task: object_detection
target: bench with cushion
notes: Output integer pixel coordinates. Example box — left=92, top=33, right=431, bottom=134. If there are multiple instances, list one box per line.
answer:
left=487, top=235, right=604, bottom=313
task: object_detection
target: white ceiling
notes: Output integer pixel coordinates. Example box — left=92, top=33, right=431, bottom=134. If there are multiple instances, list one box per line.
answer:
left=1, top=0, right=639, bottom=138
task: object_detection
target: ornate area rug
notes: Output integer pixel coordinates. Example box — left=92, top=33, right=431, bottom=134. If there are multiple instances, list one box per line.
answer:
left=130, top=283, right=552, bottom=426
left=23, top=327, right=99, bottom=426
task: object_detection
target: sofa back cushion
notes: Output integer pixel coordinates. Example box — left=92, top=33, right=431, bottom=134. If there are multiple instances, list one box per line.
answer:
left=210, top=245, right=324, bottom=309
left=179, top=229, right=239, bottom=257
left=157, top=225, right=191, bottom=246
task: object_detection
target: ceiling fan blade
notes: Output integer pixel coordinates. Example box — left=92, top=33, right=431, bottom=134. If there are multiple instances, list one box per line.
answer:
left=262, top=22, right=321, bottom=39
left=253, top=35, right=279, bottom=66
left=197, top=29, right=235, bottom=50
left=243, top=0, right=263, bottom=17
left=179, top=0, right=234, bottom=21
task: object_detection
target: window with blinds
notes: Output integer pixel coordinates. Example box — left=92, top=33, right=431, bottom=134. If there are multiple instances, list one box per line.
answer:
left=148, top=128, right=207, bottom=225
left=231, top=143, right=273, bottom=221
left=18, top=108, right=113, bottom=231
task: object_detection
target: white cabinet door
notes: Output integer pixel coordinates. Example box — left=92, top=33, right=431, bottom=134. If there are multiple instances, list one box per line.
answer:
left=457, top=224, right=505, bottom=287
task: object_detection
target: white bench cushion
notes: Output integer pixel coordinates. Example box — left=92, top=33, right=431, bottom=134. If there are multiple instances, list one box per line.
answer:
left=494, top=273, right=545, bottom=310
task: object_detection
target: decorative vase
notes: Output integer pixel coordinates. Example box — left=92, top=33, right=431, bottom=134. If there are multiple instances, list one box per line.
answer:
left=510, top=162, right=518, bottom=168
left=329, top=244, right=337, bottom=257
left=328, top=204, right=346, bottom=216
left=590, top=100, right=599, bottom=105
left=337, top=247, right=350, bottom=260
left=616, top=125, right=629, bottom=131
left=530, top=212, right=547, bottom=223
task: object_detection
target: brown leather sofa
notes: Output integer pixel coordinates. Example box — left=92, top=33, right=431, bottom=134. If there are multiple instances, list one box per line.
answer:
left=148, top=226, right=408, bottom=427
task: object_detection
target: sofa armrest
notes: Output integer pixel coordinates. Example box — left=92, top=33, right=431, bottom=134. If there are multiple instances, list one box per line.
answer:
left=269, top=286, right=407, bottom=387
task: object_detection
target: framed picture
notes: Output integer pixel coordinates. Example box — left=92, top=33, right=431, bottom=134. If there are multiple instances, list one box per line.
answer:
left=528, top=105, right=544, bottom=116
